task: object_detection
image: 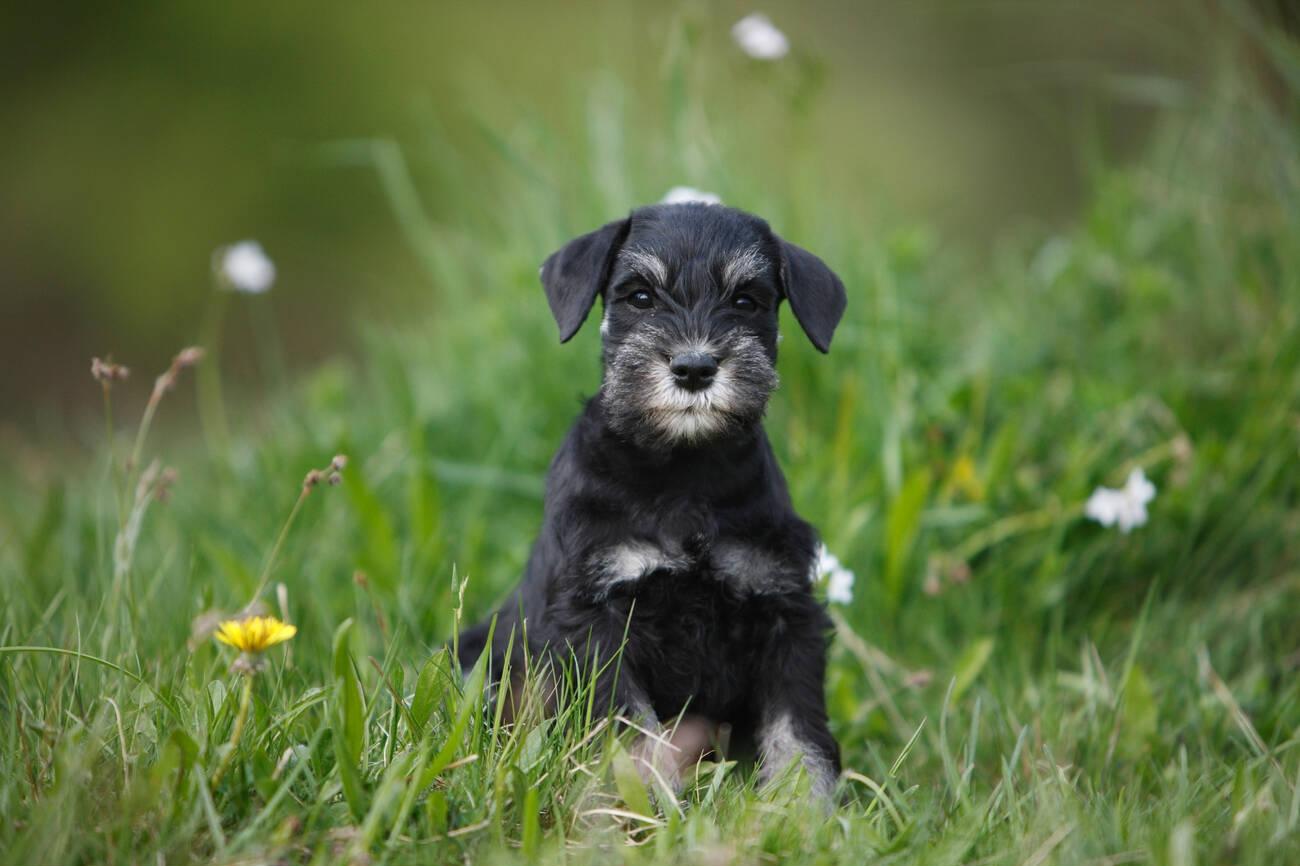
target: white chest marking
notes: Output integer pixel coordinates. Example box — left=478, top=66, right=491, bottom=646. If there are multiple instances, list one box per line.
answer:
left=592, top=542, right=686, bottom=596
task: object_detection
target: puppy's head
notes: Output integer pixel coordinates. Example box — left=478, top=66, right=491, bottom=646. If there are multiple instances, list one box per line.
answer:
left=540, top=203, right=846, bottom=447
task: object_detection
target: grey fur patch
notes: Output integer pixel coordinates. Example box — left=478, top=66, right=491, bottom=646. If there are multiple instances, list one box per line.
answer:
left=710, top=541, right=803, bottom=594
left=591, top=541, right=688, bottom=596
left=757, top=713, right=837, bottom=801
left=722, top=243, right=769, bottom=292
left=619, top=248, right=669, bottom=287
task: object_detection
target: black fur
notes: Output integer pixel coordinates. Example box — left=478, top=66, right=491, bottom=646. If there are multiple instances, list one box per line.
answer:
left=459, top=202, right=846, bottom=797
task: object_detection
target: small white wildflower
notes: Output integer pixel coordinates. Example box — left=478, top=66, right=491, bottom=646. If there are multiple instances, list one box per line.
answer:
left=217, top=240, right=276, bottom=294
left=826, top=568, right=854, bottom=605
left=1084, top=467, right=1156, bottom=533
left=812, top=544, right=840, bottom=581
left=811, top=543, right=855, bottom=604
left=731, top=13, right=790, bottom=61
left=661, top=186, right=722, bottom=206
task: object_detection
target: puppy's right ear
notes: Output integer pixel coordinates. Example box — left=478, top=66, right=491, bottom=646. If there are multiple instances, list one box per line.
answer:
left=539, top=218, right=631, bottom=342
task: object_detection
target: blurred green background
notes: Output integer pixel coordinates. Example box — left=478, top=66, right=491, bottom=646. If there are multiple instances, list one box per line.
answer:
left=3, top=4, right=1300, bottom=862
left=0, top=0, right=1237, bottom=426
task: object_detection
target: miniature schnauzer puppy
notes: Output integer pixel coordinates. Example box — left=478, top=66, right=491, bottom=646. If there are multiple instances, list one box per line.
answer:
left=458, top=201, right=847, bottom=800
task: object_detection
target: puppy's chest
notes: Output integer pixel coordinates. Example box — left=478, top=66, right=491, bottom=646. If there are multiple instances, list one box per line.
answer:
left=588, top=535, right=807, bottom=598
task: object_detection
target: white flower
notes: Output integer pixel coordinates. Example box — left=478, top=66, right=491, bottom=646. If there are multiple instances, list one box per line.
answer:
left=811, top=544, right=855, bottom=604
left=826, top=568, right=854, bottom=605
left=661, top=186, right=722, bottom=206
left=1084, top=467, right=1156, bottom=533
left=813, top=544, right=841, bottom=580
left=731, top=13, right=790, bottom=61
left=217, top=240, right=276, bottom=294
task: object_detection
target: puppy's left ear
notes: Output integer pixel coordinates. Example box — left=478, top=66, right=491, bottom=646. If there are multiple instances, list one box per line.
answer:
left=539, top=218, right=631, bottom=342
left=777, top=239, right=847, bottom=353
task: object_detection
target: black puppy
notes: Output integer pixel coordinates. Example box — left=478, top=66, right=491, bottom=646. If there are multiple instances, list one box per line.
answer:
left=458, top=202, right=846, bottom=799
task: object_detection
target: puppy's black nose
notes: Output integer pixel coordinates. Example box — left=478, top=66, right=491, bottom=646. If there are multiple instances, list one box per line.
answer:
left=669, top=352, right=718, bottom=391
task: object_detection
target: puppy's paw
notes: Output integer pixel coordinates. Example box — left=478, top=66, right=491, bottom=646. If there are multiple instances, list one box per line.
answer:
left=757, top=757, right=839, bottom=810
left=629, top=714, right=719, bottom=796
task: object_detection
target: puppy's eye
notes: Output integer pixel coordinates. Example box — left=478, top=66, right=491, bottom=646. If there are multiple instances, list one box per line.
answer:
left=732, top=293, right=757, bottom=312
left=627, top=290, right=654, bottom=310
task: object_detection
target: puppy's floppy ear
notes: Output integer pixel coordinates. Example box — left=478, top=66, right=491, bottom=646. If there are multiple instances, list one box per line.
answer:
left=539, top=218, right=631, bottom=342
left=776, top=238, right=847, bottom=353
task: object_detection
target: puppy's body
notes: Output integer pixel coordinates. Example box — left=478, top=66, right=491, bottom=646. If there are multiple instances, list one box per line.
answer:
left=459, top=203, right=845, bottom=798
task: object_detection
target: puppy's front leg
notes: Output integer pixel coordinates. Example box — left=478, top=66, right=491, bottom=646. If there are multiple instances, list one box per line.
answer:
left=629, top=713, right=717, bottom=795
left=577, top=642, right=713, bottom=794
left=595, top=666, right=701, bottom=793
left=753, top=608, right=841, bottom=802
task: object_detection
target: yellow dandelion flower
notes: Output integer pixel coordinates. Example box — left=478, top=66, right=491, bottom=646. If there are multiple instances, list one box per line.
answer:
left=950, top=455, right=985, bottom=502
left=214, top=615, right=297, bottom=654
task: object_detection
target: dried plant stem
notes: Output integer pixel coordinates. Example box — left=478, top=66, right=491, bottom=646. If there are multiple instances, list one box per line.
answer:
left=1120, top=433, right=1191, bottom=483
left=106, top=371, right=167, bottom=652
left=211, top=675, right=254, bottom=787
left=114, top=463, right=160, bottom=579
left=353, top=572, right=390, bottom=642
left=242, top=456, right=346, bottom=613
left=948, top=500, right=1082, bottom=564
left=945, top=432, right=1190, bottom=565
left=243, top=486, right=310, bottom=613
left=103, top=461, right=160, bottom=653
left=127, top=386, right=164, bottom=485
left=103, top=349, right=202, bottom=649
left=125, top=347, right=203, bottom=490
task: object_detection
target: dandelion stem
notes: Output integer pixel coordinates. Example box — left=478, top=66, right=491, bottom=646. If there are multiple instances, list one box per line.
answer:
left=101, top=383, right=127, bottom=527
left=198, top=287, right=231, bottom=459
left=248, top=295, right=288, bottom=392
left=211, top=674, right=254, bottom=787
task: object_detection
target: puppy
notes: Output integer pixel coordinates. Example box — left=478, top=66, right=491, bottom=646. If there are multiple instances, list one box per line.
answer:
left=458, top=202, right=846, bottom=799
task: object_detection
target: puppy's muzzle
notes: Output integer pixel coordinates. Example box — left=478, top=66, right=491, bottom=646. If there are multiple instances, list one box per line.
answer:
left=669, top=351, right=718, bottom=392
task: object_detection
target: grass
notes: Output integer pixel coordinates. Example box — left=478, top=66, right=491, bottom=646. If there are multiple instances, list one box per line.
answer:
left=3, top=11, right=1300, bottom=866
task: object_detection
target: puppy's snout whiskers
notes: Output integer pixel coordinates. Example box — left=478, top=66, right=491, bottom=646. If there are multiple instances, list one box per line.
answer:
left=602, top=328, right=778, bottom=446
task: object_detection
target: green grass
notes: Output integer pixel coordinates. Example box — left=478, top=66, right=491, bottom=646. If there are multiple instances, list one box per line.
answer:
left=3, top=14, right=1300, bottom=866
